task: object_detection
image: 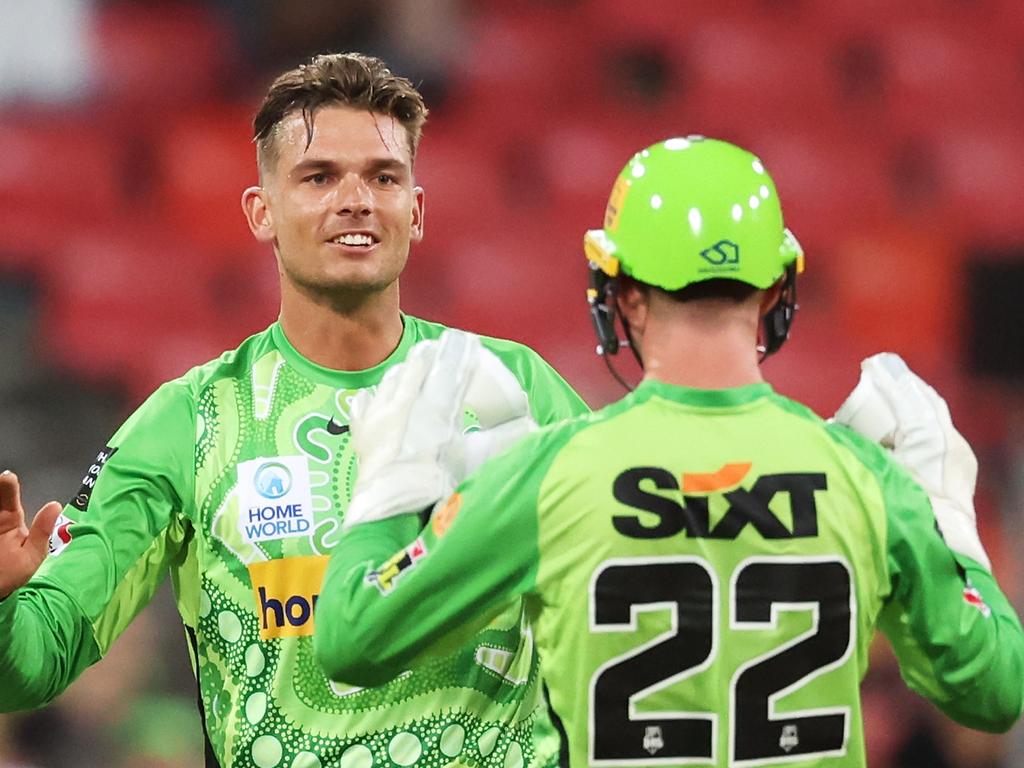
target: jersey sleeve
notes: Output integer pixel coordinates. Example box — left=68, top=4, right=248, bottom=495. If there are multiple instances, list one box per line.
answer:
left=0, top=380, right=196, bottom=710
left=481, top=339, right=590, bottom=425
left=314, top=427, right=560, bottom=688
left=837, top=427, right=1024, bottom=732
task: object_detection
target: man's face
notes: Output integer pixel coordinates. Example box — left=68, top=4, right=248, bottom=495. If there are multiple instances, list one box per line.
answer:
left=245, top=106, right=424, bottom=298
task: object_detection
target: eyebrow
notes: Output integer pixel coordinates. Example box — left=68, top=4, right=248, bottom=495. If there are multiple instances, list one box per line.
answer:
left=289, top=156, right=410, bottom=177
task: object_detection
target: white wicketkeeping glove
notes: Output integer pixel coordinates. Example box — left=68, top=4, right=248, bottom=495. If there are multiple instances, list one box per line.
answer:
left=344, top=330, right=479, bottom=530
left=834, top=353, right=990, bottom=570
left=463, top=347, right=535, bottom=475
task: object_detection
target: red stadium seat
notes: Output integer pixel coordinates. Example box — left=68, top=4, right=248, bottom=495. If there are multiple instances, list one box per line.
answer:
left=88, top=2, right=237, bottom=108
left=455, top=5, right=601, bottom=114
left=151, top=105, right=259, bottom=251
left=927, top=126, right=1024, bottom=244
left=751, top=126, right=892, bottom=246
left=993, top=0, right=1024, bottom=36
left=678, top=18, right=834, bottom=126
left=879, top=24, right=1023, bottom=133
left=584, top=0, right=744, bottom=41
left=0, top=113, right=128, bottom=272
left=0, top=116, right=124, bottom=213
left=37, top=225, right=277, bottom=395
left=412, top=120, right=508, bottom=241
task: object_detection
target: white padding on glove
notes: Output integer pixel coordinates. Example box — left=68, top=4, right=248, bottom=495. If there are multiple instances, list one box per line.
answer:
left=466, top=348, right=530, bottom=428
left=834, top=353, right=990, bottom=570
left=344, top=330, right=479, bottom=530
left=463, top=347, right=535, bottom=475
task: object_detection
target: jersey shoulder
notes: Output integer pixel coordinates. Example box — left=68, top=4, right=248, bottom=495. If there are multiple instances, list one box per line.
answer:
left=167, top=323, right=278, bottom=396
left=765, top=390, right=931, bottom=522
left=765, top=390, right=893, bottom=474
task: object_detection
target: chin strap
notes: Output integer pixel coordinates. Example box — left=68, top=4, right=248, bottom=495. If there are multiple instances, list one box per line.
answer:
left=588, top=263, right=641, bottom=392
left=600, top=339, right=636, bottom=392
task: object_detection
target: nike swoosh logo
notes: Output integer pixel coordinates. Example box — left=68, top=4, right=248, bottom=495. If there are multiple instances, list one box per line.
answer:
left=326, top=417, right=350, bottom=436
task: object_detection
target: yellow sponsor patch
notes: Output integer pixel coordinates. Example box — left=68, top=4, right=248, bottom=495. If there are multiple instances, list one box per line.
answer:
left=583, top=231, right=620, bottom=277
left=432, top=493, right=462, bottom=537
left=248, top=555, right=330, bottom=639
left=604, top=175, right=630, bottom=231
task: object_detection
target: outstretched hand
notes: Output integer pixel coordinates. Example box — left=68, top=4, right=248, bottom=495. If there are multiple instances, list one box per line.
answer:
left=0, top=471, right=63, bottom=600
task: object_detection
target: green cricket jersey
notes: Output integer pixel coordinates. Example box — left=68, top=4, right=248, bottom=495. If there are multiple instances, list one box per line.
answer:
left=0, top=316, right=589, bottom=768
left=316, top=379, right=1024, bottom=768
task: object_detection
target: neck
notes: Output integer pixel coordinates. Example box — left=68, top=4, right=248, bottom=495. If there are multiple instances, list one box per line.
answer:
left=639, top=298, right=764, bottom=389
left=278, top=279, right=404, bottom=371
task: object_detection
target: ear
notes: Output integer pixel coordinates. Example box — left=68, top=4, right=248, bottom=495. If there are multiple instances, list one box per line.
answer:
left=759, top=280, right=784, bottom=317
left=242, top=186, right=275, bottom=243
left=616, top=277, right=649, bottom=336
left=410, top=186, right=425, bottom=244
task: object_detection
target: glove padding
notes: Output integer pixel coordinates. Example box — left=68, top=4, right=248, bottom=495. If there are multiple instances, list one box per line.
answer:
left=834, top=353, right=990, bottom=571
left=345, top=330, right=477, bottom=530
left=344, top=330, right=535, bottom=530
left=463, top=346, right=535, bottom=475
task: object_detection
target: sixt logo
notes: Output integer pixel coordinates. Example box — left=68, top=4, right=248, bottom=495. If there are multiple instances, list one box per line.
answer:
left=612, top=462, right=826, bottom=540
left=367, top=539, right=427, bottom=594
left=699, top=240, right=740, bottom=269
left=248, top=555, right=330, bottom=639
left=254, top=461, right=292, bottom=499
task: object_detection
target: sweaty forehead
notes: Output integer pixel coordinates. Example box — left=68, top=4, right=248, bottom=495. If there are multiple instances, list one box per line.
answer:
left=273, top=107, right=411, bottom=168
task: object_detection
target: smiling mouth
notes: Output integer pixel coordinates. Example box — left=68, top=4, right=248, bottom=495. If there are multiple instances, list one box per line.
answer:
left=329, top=233, right=379, bottom=247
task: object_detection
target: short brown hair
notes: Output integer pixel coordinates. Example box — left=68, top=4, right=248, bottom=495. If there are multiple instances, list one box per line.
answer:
left=253, top=52, right=429, bottom=173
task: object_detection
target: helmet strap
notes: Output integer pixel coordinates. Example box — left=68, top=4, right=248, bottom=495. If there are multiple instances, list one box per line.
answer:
left=601, top=347, right=636, bottom=392
left=588, top=264, right=641, bottom=391
left=588, top=264, right=620, bottom=356
left=758, top=263, right=799, bottom=360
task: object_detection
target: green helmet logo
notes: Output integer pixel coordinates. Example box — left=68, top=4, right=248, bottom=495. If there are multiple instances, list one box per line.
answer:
left=584, top=136, right=804, bottom=290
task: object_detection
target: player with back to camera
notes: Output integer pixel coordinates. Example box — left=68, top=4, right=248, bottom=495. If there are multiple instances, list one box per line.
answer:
left=314, top=136, right=1024, bottom=767
left=0, top=52, right=588, bottom=767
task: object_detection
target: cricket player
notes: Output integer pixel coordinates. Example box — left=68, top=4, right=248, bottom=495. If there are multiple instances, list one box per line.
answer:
left=0, top=53, right=588, bottom=767
left=314, top=137, right=1024, bottom=767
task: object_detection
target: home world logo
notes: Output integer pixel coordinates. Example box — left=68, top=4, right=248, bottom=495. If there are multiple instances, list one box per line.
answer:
left=237, top=456, right=316, bottom=544
left=255, top=461, right=291, bottom=499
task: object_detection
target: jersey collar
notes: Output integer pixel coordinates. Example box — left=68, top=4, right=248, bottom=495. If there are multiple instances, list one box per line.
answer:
left=633, top=378, right=773, bottom=409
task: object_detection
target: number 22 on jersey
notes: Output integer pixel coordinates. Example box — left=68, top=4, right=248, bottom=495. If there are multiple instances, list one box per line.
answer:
left=589, top=555, right=854, bottom=765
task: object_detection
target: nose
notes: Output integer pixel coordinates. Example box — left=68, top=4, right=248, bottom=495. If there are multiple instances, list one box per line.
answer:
left=333, top=173, right=372, bottom=216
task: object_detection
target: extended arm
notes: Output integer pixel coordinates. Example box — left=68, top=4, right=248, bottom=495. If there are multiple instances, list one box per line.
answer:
left=0, top=471, right=92, bottom=709
left=878, top=465, right=1024, bottom=731
left=836, top=354, right=1024, bottom=730
left=315, top=331, right=544, bottom=687
left=0, top=382, right=195, bottom=711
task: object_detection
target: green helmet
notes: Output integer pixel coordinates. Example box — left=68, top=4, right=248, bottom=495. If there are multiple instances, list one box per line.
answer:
left=584, top=136, right=803, bottom=290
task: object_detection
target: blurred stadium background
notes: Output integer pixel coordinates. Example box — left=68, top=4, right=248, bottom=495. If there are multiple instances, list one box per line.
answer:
left=1, top=0, right=1023, bottom=765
